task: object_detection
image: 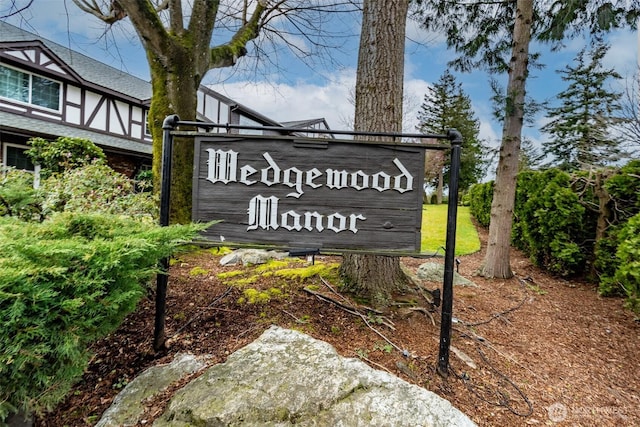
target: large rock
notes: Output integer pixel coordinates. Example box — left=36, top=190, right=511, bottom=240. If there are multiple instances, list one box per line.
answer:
left=95, top=353, right=208, bottom=427
left=416, top=262, right=477, bottom=287
left=219, top=249, right=288, bottom=266
left=153, top=326, right=476, bottom=426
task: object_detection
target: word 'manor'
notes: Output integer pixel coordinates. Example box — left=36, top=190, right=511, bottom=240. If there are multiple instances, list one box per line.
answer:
left=205, top=149, right=415, bottom=198
left=247, top=195, right=366, bottom=234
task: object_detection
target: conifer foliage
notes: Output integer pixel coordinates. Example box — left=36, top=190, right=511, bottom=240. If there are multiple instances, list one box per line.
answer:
left=416, top=70, right=485, bottom=195
left=0, top=137, right=208, bottom=421
left=0, top=214, right=206, bottom=419
left=542, top=39, right=626, bottom=170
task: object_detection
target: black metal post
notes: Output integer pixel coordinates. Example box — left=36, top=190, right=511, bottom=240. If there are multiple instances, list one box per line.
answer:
left=154, top=114, right=180, bottom=352
left=437, top=129, right=463, bottom=377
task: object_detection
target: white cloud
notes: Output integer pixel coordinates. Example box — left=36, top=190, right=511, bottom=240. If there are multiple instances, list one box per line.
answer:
left=606, top=30, right=638, bottom=77
left=478, top=118, right=500, bottom=148
left=213, top=69, right=357, bottom=130
left=403, top=77, right=431, bottom=133
left=214, top=69, right=439, bottom=135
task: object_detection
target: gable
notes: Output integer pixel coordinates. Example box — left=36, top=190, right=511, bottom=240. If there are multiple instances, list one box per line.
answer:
left=0, top=41, right=82, bottom=84
left=0, top=21, right=152, bottom=101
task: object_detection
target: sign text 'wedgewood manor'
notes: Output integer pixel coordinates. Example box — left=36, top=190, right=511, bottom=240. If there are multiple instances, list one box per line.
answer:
left=205, top=149, right=415, bottom=234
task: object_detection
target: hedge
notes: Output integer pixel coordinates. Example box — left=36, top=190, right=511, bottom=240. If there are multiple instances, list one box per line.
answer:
left=0, top=213, right=206, bottom=420
left=467, top=161, right=639, bottom=313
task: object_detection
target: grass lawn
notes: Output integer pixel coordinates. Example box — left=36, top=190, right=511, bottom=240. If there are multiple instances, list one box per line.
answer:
left=420, top=204, right=480, bottom=256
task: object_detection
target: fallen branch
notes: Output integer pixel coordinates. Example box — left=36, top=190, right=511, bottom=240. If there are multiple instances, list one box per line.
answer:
left=170, top=287, right=233, bottom=337
left=352, top=350, right=393, bottom=374
left=454, top=327, right=539, bottom=378
left=319, top=276, right=383, bottom=315
left=407, top=306, right=436, bottom=326
left=475, top=348, right=534, bottom=417
left=282, top=309, right=309, bottom=324
left=303, top=286, right=405, bottom=354
left=318, top=276, right=394, bottom=329
left=461, top=275, right=528, bottom=327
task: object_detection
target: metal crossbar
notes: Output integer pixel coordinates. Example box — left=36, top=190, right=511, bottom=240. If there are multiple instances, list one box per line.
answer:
left=155, top=115, right=462, bottom=377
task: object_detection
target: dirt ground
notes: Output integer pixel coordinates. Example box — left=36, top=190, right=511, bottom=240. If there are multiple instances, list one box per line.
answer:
left=35, top=226, right=639, bottom=426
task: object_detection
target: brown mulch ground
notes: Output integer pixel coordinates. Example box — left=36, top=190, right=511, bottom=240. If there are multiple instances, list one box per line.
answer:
left=35, top=226, right=639, bottom=426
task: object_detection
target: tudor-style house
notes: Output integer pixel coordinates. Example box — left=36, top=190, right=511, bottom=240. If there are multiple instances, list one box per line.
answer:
left=0, top=21, right=331, bottom=177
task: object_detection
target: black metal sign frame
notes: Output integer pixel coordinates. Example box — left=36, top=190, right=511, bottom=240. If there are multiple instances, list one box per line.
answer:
left=155, top=115, right=462, bottom=377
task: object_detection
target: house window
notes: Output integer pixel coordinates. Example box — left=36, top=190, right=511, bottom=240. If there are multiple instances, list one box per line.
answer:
left=0, top=64, right=61, bottom=111
left=144, top=110, right=151, bottom=136
left=238, top=114, right=262, bottom=135
left=3, top=144, right=35, bottom=171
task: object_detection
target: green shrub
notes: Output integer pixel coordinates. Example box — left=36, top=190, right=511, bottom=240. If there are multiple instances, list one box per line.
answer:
left=513, top=169, right=587, bottom=276
left=595, top=161, right=640, bottom=296
left=0, top=166, right=43, bottom=221
left=25, top=136, right=106, bottom=178
left=134, top=169, right=154, bottom=193
left=612, top=214, right=640, bottom=313
left=2, top=161, right=157, bottom=223
left=40, top=163, right=158, bottom=221
left=598, top=214, right=640, bottom=313
left=594, top=227, right=622, bottom=294
left=0, top=213, right=207, bottom=420
left=512, top=170, right=536, bottom=254
left=604, top=159, right=640, bottom=222
left=460, top=190, right=470, bottom=206
left=467, top=181, right=493, bottom=227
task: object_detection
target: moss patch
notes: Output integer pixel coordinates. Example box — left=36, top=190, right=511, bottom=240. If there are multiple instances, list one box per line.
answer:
left=189, top=266, right=209, bottom=276
left=238, top=287, right=284, bottom=305
left=275, top=263, right=340, bottom=281
left=214, top=260, right=341, bottom=309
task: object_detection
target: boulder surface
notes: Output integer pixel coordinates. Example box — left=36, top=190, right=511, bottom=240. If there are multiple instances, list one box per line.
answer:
left=99, top=326, right=476, bottom=426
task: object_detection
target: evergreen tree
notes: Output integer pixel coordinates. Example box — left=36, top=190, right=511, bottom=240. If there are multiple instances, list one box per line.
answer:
left=542, top=39, right=625, bottom=171
left=417, top=70, right=485, bottom=197
left=519, top=137, right=544, bottom=171
left=414, top=0, right=639, bottom=278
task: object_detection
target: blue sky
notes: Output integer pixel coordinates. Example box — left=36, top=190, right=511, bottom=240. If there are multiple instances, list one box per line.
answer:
left=3, top=1, right=638, bottom=174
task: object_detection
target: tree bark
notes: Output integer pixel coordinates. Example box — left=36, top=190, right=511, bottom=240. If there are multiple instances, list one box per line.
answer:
left=148, top=46, right=199, bottom=223
left=340, top=0, right=411, bottom=307
left=481, top=0, right=532, bottom=278
left=591, top=169, right=612, bottom=277
left=77, top=0, right=267, bottom=224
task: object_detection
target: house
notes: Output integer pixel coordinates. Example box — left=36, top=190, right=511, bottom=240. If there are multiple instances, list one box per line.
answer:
left=0, top=21, right=331, bottom=177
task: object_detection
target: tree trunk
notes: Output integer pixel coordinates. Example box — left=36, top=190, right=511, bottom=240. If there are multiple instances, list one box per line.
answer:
left=103, top=0, right=265, bottom=224
left=480, top=0, right=532, bottom=278
left=594, top=170, right=612, bottom=242
left=340, top=0, right=411, bottom=307
left=341, top=254, right=410, bottom=306
left=591, top=169, right=612, bottom=277
left=148, top=49, right=200, bottom=224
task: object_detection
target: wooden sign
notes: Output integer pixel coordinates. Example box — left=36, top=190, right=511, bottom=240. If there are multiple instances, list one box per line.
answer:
left=192, top=135, right=426, bottom=253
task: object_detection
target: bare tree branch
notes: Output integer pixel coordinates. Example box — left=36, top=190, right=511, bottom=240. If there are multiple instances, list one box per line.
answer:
left=618, top=67, right=640, bottom=148
left=0, top=0, right=34, bottom=19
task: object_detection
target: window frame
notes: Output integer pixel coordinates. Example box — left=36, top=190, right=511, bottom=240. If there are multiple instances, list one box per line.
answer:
left=0, top=64, right=62, bottom=112
left=144, top=110, right=151, bottom=136
left=2, top=142, right=35, bottom=172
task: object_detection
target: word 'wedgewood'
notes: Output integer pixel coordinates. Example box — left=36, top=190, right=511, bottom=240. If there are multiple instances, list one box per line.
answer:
left=206, top=149, right=415, bottom=198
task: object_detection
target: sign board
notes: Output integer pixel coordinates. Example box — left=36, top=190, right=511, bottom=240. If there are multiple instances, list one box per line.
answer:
left=192, top=135, right=426, bottom=253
